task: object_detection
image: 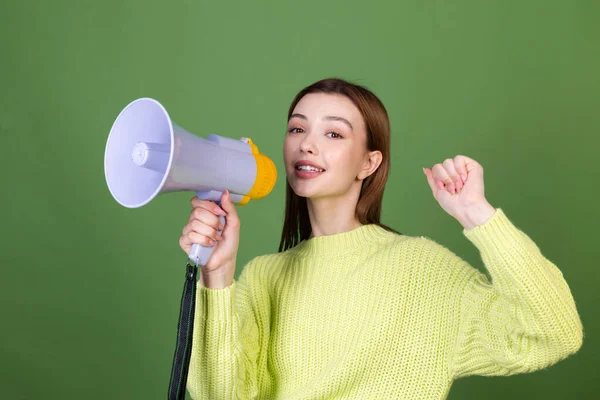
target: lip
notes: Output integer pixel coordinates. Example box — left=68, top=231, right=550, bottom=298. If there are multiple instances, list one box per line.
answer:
left=293, top=160, right=326, bottom=179
left=294, top=169, right=325, bottom=179
left=294, top=160, right=326, bottom=170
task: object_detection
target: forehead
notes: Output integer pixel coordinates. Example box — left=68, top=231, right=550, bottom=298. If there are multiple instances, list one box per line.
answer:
left=292, top=93, right=362, bottom=122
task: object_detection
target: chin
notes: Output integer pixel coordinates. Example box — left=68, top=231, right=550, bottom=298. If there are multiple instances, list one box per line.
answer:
left=290, top=183, right=338, bottom=201
left=287, top=178, right=317, bottom=199
left=288, top=183, right=312, bottom=198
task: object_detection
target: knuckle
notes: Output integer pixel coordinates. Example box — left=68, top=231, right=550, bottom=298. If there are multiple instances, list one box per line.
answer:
left=192, top=219, right=204, bottom=232
left=194, top=207, right=206, bottom=219
left=190, top=232, right=203, bottom=244
left=190, top=231, right=212, bottom=246
left=179, top=235, right=188, bottom=248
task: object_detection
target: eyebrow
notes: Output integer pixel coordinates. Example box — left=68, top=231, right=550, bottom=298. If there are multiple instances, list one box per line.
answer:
left=289, top=113, right=353, bottom=131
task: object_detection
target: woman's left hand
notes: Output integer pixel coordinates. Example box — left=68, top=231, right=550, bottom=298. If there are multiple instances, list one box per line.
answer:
left=423, top=155, right=496, bottom=229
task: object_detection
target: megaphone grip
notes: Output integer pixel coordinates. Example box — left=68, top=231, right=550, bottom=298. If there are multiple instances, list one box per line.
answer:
left=188, top=208, right=226, bottom=267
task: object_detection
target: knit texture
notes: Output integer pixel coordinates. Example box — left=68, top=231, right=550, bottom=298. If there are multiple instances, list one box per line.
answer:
left=186, top=208, right=583, bottom=399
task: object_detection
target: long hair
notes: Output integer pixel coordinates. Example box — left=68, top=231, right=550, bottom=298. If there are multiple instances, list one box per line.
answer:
left=278, top=77, right=402, bottom=252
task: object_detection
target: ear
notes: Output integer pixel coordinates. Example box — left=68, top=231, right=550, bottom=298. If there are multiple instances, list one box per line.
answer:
left=358, top=150, right=383, bottom=180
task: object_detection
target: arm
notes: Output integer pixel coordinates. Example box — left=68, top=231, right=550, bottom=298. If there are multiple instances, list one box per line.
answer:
left=186, top=257, right=267, bottom=399
left=449, top=208, right=583, bottom=379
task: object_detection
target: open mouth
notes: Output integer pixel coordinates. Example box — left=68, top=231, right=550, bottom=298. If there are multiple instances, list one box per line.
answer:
left=295, top=165, right=326, bottom=173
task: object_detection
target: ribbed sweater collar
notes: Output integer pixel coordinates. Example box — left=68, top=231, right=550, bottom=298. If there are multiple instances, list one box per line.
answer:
left=287, top=223, right=394, bottom=258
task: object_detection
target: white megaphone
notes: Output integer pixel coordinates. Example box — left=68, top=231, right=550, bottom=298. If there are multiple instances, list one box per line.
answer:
left=104, top=98, right=277, bottom=266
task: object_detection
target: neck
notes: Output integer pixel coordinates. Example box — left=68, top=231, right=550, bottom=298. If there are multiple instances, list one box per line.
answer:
left=306, top=185, right=363, bottom=238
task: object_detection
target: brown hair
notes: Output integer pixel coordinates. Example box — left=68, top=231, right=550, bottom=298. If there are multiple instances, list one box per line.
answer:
left=278, top=77, right=403, bottom=252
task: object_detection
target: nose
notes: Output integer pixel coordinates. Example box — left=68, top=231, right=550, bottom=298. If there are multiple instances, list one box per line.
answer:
left=299, top=132, right=317, bottom=154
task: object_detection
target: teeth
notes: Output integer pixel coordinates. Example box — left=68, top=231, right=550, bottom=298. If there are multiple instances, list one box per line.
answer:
left=297, top=165, right=324, bottom=172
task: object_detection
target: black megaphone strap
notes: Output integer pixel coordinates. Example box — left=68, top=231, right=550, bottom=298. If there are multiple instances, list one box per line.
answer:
left=168, top=262, right=198, bottom=400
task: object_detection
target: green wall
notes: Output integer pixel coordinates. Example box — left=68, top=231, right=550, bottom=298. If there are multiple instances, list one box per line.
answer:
left=1, top=0, right=598, bottom=398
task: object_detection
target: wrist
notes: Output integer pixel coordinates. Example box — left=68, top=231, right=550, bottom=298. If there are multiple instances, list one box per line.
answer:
left=200, top=260, right=236, bottom=289
left=458, top=201, right=496, bottom=230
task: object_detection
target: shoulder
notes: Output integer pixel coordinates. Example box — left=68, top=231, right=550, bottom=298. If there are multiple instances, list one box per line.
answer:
left=393, top=234, right=481, bottom=280
left=403, top=235, right=455, bottom=256
left=373, top=230, right=444, bottom=256
left=238, top=250, right=294, bottom=280
left=249, top=250, right=295, bottom=267
left=399, top=234, right=456, bottom=258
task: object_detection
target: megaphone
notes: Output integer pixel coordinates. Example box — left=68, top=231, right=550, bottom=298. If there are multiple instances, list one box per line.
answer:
left=104, top=97, right=277, bottom=266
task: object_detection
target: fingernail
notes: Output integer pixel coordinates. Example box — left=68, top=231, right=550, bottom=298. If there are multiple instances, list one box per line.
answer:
left=461, top=174, right=467, bottom=181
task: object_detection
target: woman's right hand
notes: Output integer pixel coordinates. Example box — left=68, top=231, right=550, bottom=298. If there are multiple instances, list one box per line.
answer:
left=179, top=189, right=240, bottom=276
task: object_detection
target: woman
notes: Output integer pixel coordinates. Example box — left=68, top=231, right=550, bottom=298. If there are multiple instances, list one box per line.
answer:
left=179, top=78, right=583, bottom=399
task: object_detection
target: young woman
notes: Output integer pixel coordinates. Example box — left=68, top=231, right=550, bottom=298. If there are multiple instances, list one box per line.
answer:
left=179, top=78, right=583, bottom=399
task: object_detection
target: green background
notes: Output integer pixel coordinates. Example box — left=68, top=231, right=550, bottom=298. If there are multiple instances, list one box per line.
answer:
left=1, top=0, right=598, bottom=398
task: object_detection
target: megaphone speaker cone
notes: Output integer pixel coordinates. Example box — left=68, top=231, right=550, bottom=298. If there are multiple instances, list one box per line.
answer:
left=104, top=98, right=174, bottom=208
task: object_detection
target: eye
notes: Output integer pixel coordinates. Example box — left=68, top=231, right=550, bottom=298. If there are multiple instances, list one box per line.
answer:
left=287, top=127, right=303, bottom=134
left=326, top=131, right=343, bottom=139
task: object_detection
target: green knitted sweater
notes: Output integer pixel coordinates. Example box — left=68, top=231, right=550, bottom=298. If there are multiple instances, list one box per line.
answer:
left=186, top=208, right=583, bottom=399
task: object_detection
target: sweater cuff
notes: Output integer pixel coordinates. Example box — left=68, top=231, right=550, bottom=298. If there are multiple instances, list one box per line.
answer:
left=197, top=280, right=236, bottom=322
left=462, top=208, right=524, bottom=254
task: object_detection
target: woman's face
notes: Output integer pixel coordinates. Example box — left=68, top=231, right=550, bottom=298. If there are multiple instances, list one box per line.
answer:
left=283, top=93, right=375, bottom=200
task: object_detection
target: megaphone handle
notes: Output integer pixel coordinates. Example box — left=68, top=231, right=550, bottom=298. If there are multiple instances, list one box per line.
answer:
left=188, top=202, right=226, bottom=267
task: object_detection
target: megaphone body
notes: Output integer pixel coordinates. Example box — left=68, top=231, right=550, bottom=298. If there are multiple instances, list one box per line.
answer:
left=104, top=98, right=277, bottom=266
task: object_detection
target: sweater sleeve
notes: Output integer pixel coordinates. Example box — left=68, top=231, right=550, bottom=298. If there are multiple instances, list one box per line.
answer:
left=186, top=257, right=266, bottom=400
left=448, top=208, right=583, bottom=379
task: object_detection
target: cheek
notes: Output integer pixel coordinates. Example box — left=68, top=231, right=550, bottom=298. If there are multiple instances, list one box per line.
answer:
left=323, top=152, right=347, bottom=177
left=327, top=145, right=350, bottom=165
left=282, top=140, right=295, bottom=172
left=282, top=139, right=291, bottom=161
left=327, top=147, right=362, bottom=178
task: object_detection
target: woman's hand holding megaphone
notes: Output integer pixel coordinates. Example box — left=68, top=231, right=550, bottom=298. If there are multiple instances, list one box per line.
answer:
left=179, top=189, right=240, bottom=288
